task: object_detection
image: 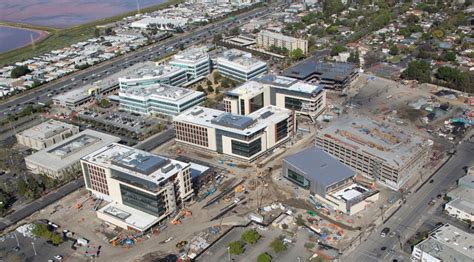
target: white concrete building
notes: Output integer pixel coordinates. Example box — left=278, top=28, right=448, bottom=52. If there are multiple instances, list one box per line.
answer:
left=119, top=84, right=205, bottom=116
left=174, top=105, right=295, bottom=162
left=81, top=143, right=193, bottom=232
left=411, top=224, right=474, bottom=262
left=256, top=30, right=308, bottom=55
left=118, top=62, right=188, bottom=89
left=169, top=46, right=211, bottom=84
left=25, top=130, right=120, bottom=179
left=215, top=49, right=268, bottom=82
left=16, top=120, right=79, bottom=150
left=130, top=17, right=188, bottom=31
left=224, top=75, right=326, bottom=120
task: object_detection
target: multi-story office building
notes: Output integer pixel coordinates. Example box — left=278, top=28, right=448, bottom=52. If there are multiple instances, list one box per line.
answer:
left=315, top=116, right=433, bottom=190
left=411, top=224, right=474, bottom=262
left=215, top=49, right=267, bottom=82
left=16, top=120, right=79, bottom=150
left=283, top=60, right=359, bottom=90
left=256, top=30, right=308, bottom=55
left=224, top=75, right=326, bottom=120
left=119, top=84, right=205, bottom=116
left=25, top=130, right=120, bottom=179
left=118, top=62, right=188, bottom=89
left=282, top=147, right=379, bottom=215
left=81, top=143, right=193, bottom=232
left=174, top=105, right=295, bottom=162
left=444, top=169, right=474, bottom=223
left=169, top=46, right=211, bottom=84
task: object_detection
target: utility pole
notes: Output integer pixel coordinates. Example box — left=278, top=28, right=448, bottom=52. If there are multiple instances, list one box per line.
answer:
left=31, top=241, right=37, bottom=256
left=13, top=232, right=20, bottom=247
left=227, top=246, right=231, bottom=261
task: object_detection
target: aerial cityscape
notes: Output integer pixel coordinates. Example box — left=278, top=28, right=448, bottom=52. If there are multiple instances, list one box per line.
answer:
left=0, top=0, right=473, bottom=261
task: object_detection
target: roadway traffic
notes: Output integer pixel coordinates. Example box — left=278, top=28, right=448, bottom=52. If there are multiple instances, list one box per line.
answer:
left=344, top=137, right=474, bottom=262
left=0, top=5, right=275, bottom=119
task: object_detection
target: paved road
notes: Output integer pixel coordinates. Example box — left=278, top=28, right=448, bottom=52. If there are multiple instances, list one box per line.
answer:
left=344, top=138, right=474, bottom=262
left=0, top=6, right=275, bottom=119
left=0, top=177, right=84, bottom=232
left=134, top=128, right=175, bottom=151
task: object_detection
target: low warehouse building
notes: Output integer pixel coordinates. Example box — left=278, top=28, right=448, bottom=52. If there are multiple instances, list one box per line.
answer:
left=282, top=147, right=379, bottom=215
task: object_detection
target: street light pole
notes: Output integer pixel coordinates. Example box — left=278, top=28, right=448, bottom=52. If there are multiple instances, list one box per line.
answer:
left=31, top=241, right=37, bottom=256
left=13, top=232, right=20, bottom=247
left=227, top=246, right=231, bottom=261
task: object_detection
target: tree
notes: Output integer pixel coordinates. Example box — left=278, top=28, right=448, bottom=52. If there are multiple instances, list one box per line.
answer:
left=0, top=190, right=11, bottom=214
left=11, top=65, right=31, bottom=78
left=289, top=48, right=305, bottom=60
left=213, top=71, right=222, bottom=81
left=432, top=29, right=444, bottom=39
left=98, top=99, right=111, bottom=108
left=401, top=60, right=431, bottom=83
left=295, top=214, right=305, bottom=226
left=207, top=85, right=214, bottom=93
left=270, top=238, right=287, bottom=253
left=228, top=241, right=244, bottom=255
left=347, top=51, right=360, bottom=65
left=389, top=45, right=399, bottom=56
left=258, top=253, right=272, bottom=262
left=304, top=242, right=315, bottom=249
left=197, top=85, right=205, bottom=92
left=330, top=44, right=347, bottom=56
left=230, top=27, right=240, bottom=36
left=213, top=34, right=223, bottom=42
left=323, top=0, right=345, bottom=16
left=241, top=229, right=261, bottom=245
left=443, top=52, right=456, bottom=62
left=17, top=179, right=27, bottom=196
left=364, top=51, right=383, bottom=68
left=94, top=28, right=101, bottom=37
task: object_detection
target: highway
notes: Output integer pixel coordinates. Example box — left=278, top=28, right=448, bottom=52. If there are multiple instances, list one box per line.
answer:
left=0, top=5, right=275, bottom=119
left=343, top=138, right=474, bottom=262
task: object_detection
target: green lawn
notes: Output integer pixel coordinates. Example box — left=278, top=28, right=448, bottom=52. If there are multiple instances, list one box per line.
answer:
left=0, top=0, right=182, bottom=67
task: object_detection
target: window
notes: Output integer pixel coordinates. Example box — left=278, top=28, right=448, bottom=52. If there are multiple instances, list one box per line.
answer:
left=240, top=99, right=245, bottom=115
left=249, top=93, right=263, bottom=113
left=120, top=184, right=166, bottom=217
left=275, top=119, right=288, bottom=142
left=231, top=138, right=262, bottom=158
left=284, top=96, right=302, bottom=111
left=287, top=169, right=310, bottom=189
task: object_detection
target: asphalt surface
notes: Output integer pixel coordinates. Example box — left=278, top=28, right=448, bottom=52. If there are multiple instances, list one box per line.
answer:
left=344, top=138, right=474, bottom=262
left=0, top=178, right=84, bottom=232
left=134, top=128, right=175, bottom=151
left=0, top=5, right=275, bottom=119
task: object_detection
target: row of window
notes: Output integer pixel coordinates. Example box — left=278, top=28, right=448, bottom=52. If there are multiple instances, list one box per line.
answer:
left=175, top=122, right=209, bottom=147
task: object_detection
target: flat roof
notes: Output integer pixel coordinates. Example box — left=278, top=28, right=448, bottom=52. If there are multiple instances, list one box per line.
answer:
left=447, top=198, right=474, bottom=215
left=119, top=83, right=204, bottom=104
left=118, top=62, right=185, bottom=82
left=174, top=105, right=291, bottom=136
left=317, top=116, right=432, bottom=167
left=331, top=183, right=369, bottom=202
left=416, top=224, right=474, bottom=261
left=283, top=147, right=355, bottom=188
left=26, top=130, right=120, bottom=172
left=259, top=30, right=305, bottom=43
left=283, top=60, right=357, bottom=81
left=227, top=75, right=322, bottom=97
left=18, top=120, right=77, bottom=141
left=217, top=49, right=267, bottom=71
left=82, top=143, right=189, bottom=191
left=98, top=202, right=161, bottom=231
left=171, top=46, right=209, bottom=63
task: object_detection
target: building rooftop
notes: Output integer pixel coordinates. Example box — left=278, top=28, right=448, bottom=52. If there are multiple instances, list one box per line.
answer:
left=171, top=46, right=209, bottom=63
left=331, top=183, right=370, bottom=202
left=447, top=198, right=474, bottom=215
left=217, top=49, right=267, bottom=71
left=416, top=224, right=474, bottom=261
left=226, top=75, right=322, bottom=98
left=82, top=143, right=189, bottom=192
left=317, top=116, right=432, bottom=167
left=174, top=105, right=291, bottom=136
left=26, top=130, right=120, bottom=172
left=282, top=60, right=357, bottom=81
left=283, top=147, right=355, bottom=188
left=18, top=120, right=77, bottom=141
left=118, top=62, right=185, bottom=83
left=119, top=83, right=204, bottom=104
left=98, top=202, right=161, bottom=232
left=259, top=30, right=304, bottom=43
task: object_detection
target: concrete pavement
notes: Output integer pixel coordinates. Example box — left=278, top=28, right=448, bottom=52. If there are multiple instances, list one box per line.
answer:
left=343, top=138, right=474, bottom=261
